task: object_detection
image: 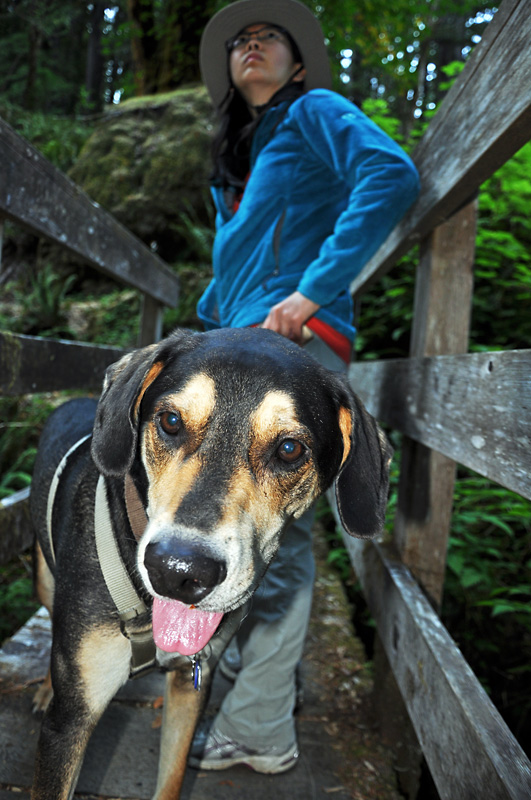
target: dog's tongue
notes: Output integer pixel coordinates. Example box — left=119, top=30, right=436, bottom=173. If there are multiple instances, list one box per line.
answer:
left=152, top=597, right=223, bottom=656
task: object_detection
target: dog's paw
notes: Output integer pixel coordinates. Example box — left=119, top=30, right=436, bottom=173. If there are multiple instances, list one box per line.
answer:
left=33, top=673, right=53, bottom=713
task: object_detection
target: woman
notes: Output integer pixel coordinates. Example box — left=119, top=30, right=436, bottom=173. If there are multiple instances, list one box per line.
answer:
left=190, top=0, right=419, bottom=773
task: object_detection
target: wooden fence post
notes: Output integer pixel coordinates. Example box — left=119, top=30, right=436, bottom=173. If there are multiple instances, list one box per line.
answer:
left=394, top=198, right=477, bottom=609
left=138, top=294, right=164, bottom=346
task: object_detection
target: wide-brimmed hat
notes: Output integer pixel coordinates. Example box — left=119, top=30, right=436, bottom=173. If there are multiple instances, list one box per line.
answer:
left=200, top=0, right=332, bottom=108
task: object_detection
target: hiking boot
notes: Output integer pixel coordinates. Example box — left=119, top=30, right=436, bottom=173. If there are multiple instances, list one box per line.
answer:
left=189, top=725, right=299, bottom=773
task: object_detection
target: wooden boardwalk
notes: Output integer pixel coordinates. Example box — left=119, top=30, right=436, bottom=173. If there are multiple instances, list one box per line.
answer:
left=0, top=532, right=400, bottom=800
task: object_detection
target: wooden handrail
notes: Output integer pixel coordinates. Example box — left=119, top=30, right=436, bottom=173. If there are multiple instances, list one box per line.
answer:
left=0, top=332, right=127, bottom=396
left=337, top=532, right=531, bottom=800
left=0, top=117, right=179, bottom=309
left=349, top=349, right=531, bottom=501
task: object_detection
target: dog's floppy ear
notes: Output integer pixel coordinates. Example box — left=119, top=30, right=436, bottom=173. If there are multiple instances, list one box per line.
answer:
left=91, top=331, right=194, bottom=477
left=334, top=388, right=393, bottom=539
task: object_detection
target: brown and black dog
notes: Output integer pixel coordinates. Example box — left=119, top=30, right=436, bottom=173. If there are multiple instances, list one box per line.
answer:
left=29, top=327, right=391, bottom=800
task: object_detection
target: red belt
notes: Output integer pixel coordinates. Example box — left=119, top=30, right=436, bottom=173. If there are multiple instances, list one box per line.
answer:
left=251, top=318, right=351, bottom=363
left=304, top=317, right=351, bottom=363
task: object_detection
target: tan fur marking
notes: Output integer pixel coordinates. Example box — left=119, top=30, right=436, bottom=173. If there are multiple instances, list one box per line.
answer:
left=168, top=373, right=216, bottom=422
left=143, top=374, right=216, bottom=520
left=251, top=390, right=300, bottom=437
left=222, top=389, right=321, bottom=527
left=152, top=666, right=204, bottom=799
left=338, top=406, right=352, bottom=467
left=133, top=361, right=165, bottom=420
left=147, top=453, right=203, bottom=522
left=222, top=465, right=278, bottom=530
left=78, top=625, right=131, bottom=717
left=35, top=541, right=54, bottom=613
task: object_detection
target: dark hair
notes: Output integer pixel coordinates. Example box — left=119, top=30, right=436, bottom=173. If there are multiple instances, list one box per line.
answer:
left=209, top=26, right=305, bottom=189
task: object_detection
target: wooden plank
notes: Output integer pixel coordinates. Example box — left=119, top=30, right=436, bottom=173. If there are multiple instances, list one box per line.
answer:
left=350, top=0, right=531, bottom=296
left=0, top=118, right=179, bottom=308
left=138, top=295, right=164, bottom=346
left=0, top=332, right=127, bottom=395
left=348, top=349, right=531, bottom=500
left=393, top=202, right=476, bottom=606
left=0, top=488, right=32, bottom=566
left=409, top=202, right=476, bottom=359
left=340, top=534, right=531, bottom=800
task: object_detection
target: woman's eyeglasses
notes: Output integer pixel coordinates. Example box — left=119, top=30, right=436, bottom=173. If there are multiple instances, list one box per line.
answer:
left=225, top=27, right=288, bottom=53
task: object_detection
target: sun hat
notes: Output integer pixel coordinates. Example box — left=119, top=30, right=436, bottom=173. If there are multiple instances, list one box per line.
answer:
left=200, top=0, right=332, bottom=108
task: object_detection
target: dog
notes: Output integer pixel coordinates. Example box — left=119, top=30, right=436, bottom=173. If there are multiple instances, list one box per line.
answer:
left=29, top=327, right=392, bottom=800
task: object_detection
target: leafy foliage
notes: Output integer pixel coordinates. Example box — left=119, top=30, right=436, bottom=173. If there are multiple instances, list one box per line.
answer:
left=0, top=101, right=94, bottom=171
left=0, top=395, right=56, bottom=499
left=0, top=555, right=40, bottom=642
left=2, top=262, right=77, bottom=338
left=443, top=472, right=531, bottom=739
left=473, top=141, right=531, bottom=351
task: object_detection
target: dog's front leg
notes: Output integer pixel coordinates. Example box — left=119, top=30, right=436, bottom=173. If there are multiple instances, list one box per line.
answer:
left=32, top=623, right=131, bottom=800
left=32, top=698, right=96, bottom=800
left=152, top=658, right=211, bottom=800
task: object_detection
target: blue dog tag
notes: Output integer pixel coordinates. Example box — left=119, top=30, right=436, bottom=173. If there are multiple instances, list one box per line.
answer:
left=192, top=656, right=202, bottom=691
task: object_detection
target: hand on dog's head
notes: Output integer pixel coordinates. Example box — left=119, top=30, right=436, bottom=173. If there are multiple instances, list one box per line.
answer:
left=91, top=328, right=392, bottom=540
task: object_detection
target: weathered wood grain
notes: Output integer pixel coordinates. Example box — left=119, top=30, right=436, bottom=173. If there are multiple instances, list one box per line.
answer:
left=0, top=118, right=179, bottom=308
left=340, top=533, right=531, bottom=800
left=348, top=349, right=531, bottom=500
left=350, top=0, right=531, bottom=296
left=0, top=332, right=126, bottom=395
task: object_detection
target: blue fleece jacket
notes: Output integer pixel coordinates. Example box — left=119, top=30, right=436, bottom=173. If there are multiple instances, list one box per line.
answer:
left=197, top=89, right=419, bottom=341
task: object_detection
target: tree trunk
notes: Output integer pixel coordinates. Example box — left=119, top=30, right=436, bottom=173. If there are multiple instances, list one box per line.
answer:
left=127, top=0, right=158, bottom=96
left=23, top=23, right=42, bottom=110
left=85, top=1, right=106, bottom=112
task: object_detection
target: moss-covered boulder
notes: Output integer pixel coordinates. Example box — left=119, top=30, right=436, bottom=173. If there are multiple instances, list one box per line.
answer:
left=68, top=85, right=215, bottom=262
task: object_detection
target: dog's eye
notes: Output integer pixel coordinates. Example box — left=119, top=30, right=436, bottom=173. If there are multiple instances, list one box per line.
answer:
left=159, top=410, right=181, bottom=435
left=276, top=439, right=304, bottom=463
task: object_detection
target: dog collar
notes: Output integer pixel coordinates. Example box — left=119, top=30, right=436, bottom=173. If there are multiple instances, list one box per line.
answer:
left=124, top=473, right=148, bottom=541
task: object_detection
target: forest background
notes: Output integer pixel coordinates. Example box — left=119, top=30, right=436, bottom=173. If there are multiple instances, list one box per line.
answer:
left=0, top=0, right=530, bottom=764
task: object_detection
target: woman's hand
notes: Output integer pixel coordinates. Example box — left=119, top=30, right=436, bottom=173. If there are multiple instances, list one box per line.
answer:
left=261, top=291, right=320, bottom=345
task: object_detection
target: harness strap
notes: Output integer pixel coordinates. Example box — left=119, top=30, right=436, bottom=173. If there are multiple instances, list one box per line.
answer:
left=46, top=434, right=92, bottom=563
left=94, top=475, right=157, bottom=677
left=94, top=476, right=148, bottom=621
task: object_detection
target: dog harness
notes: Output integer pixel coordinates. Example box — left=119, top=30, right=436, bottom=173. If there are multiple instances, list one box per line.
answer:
left=45, top=436, right=178, bottom=681
left=94, top=473, right=158, bottom=678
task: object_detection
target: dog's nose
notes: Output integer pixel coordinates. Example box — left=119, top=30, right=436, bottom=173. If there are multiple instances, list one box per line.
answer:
left=144, top=540, right=227, bottom=605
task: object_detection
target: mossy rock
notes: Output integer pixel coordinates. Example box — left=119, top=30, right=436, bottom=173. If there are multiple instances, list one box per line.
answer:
left=69, top=85, right=215, bottom=261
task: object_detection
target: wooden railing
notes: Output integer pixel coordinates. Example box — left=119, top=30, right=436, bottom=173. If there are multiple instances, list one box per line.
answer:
left=0, top=118, right=180, bottom=349
left=0, top=106, right=180, bottom=563
left=336, top=1, right=531, bottom=798
left=0, top=0, right=530, bottom=797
